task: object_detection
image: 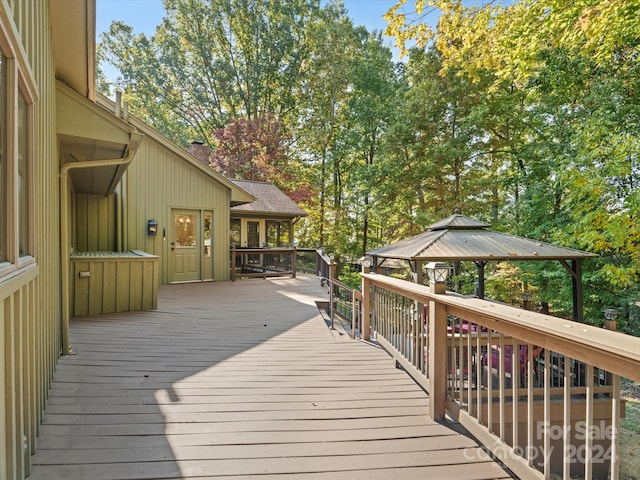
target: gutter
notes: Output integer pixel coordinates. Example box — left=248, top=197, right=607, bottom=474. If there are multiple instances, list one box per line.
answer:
left=59, top=148, right=137, bottom=355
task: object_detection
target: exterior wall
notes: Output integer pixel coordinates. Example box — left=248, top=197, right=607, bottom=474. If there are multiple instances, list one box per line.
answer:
left=74, top=194, right=117, bottom=251
left=0, top=1, right=60, bottom=479
left=122, top=137, right=232, bottom=284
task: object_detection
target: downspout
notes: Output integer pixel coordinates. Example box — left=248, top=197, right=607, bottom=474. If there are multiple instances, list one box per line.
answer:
left=59, top=148, right=136, bottom=355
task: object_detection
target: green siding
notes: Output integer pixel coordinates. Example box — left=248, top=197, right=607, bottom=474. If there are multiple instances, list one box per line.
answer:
left=71, top=253, right=159, bottom=316
left=123, top=138, right=231, bottom=284
left=0, top=1, right=60, bottom=479
left=71, top=131, right=233, bottom=286
left=74, top=194, right=116, bottom=251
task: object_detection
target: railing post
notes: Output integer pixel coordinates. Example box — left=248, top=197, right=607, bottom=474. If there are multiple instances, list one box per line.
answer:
left=292, top=247, right=297, bottom=278
left=428, top=280, right=447, bottom=422
left=352, top=290, right=358, bottom=339
left=361, top=274, right=371, bottom=342
left=231, top=247, right=236, bottom=281
left=328, top=255, right=336, bottom=328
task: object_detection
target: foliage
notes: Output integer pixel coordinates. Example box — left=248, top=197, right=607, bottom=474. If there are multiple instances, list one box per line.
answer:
left=98, top=0, right=640, bottom=334
left=337, top=264, right=362, bottom=290
left=98, top=0, right=322, bottom=144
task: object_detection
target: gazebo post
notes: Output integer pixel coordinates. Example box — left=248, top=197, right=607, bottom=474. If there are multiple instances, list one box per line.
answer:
left=559, top=259, right=584, bottom=323
left=474, top=261, right=487, bottom=299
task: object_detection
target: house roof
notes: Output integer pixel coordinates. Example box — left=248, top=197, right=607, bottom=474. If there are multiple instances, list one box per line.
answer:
left=229, top=180, right=307, bottom=217
left=367, top=214, right=597, bottom=262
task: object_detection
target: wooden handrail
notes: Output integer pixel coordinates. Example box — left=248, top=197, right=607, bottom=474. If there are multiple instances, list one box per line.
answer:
left=362, top=273, right=640, bottom=382
left=361, top=271, right=640, bottom=479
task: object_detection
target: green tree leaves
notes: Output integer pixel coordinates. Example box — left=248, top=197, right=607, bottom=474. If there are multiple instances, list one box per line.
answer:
left=99, top=0, right=640, bottom=331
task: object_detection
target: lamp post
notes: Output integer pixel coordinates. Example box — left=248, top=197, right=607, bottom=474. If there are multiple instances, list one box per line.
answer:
left=425, top=261, right=450, bottom=421
left=361, top=255, right=373, bottom=274
left=425, top=262, right=450, bottom=294
left=603, top=308, right=618, bottom=331
left=522, top=292, right=532, bottom=311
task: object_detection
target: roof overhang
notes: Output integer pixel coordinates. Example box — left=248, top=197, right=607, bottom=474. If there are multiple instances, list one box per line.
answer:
left=51, top=0, right=95, bottom=99
left=57, top=82, right=143, bottom=196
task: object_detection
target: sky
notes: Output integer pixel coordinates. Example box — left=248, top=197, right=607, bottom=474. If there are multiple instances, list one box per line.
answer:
left=95, top=0, right=415, bottom=52
left=96, top=0, right=422, bottom=83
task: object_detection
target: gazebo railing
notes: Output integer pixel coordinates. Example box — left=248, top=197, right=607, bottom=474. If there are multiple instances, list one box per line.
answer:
left=361, top=272, right=640, bottom=480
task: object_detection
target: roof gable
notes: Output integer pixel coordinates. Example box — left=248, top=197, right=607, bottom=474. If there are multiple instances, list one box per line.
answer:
left=230, top=179, right=307, bottom=217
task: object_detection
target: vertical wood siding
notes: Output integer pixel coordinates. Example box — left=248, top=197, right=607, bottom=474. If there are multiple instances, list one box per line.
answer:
left=74, top=194, right=116, bottom=251
left=71, top=254, right=158, bottom=316
left=123, top=139, right=231, bottom=284
left=74, top=138, right=233, bottom=285
left=0, top=2, right=60, bottom=480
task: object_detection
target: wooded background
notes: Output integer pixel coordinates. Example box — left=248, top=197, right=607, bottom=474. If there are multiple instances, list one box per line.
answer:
left=98, top=0, right=639, bottom=331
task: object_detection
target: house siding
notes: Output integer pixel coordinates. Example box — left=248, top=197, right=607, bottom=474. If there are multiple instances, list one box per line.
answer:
left=74, top=194, right=117, bottom=252
left=0, top=1, right=60, bottom=479
left=73, top=136, right=233, bottom=285
left=122, top=136, right=231, bottom=284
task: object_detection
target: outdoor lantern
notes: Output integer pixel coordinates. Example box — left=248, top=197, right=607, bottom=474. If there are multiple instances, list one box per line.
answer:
left=425, top=262, right=450, bottom=284
left=360, top=255, right=373, bottom=273
left=603, top=308, right=619, bottom=331
left=522, top=292, right=533, bottom=311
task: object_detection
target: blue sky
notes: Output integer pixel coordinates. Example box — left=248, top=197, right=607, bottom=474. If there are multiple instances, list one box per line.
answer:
left=96, top=0, right=421, bottom=81
left=96, top=0, right=409, bottom=40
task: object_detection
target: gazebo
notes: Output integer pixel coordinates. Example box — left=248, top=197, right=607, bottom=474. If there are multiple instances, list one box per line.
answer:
left=366, top=214, right=598, bottom=322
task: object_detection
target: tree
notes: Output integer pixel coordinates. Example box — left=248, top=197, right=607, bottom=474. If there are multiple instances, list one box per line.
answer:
left=343, top=32, right=403, bottom=256
left=208, top=114, right=312, bottom=203
left=383, top=1, right=640, bottom=328
left=385, top=0, right=640, bottom=86
left=98, top=0, right=322, bottom=145
left=295, top=1, right=360, bottom=249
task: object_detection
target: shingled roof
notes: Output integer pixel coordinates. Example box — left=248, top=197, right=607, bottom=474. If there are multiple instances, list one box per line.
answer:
left=229, top=179, right=307, bottom=217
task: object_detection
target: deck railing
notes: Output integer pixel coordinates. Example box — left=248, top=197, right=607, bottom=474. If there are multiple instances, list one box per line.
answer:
left=361, top=272, right=640, bottom=480
left=295, top=248, right=319, bottom=274
left=230, top=247, right=297, bottom=281
left=323, top=276, right=363, bottom=338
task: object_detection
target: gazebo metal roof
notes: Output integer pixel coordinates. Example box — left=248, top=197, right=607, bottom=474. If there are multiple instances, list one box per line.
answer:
left=367, top=214, right=598, bottom=322
left=368, top=214, right=597, bottom=262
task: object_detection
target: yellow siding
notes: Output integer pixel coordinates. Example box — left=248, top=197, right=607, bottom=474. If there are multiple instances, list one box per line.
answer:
left=123, top=138, right=231, bottom=284
left=0, top=2, right=60, bottom=480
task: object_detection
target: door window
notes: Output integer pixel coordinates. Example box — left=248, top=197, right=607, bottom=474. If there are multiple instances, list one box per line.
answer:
left=174, top=214, right=196, bottom=247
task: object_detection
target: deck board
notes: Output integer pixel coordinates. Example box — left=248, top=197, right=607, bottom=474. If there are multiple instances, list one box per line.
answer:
left=29, top=276, right=513, bottom=479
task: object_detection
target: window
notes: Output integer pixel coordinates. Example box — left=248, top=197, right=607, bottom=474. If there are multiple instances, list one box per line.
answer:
left=266, top=220, right=291, bottom=247
left=0, top=52, right=6, bottom=265
left=0, top=24, right=36, bottom=276
left=203, top=212, right=212, bottom=257
left=247, top=222, right=260, bottom=248
left=230, top=218, right=241, bottom=246
left=18, top=90, right=30, bottom=258
left=174, top=214, right=196, bottom=247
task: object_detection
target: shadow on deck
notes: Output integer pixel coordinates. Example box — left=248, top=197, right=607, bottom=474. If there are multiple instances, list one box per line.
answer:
left=29, top=275, right=513, bottom=479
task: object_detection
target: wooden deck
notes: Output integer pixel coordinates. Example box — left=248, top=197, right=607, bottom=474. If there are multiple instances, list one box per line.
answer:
left=29, top=275, right=513, bottom=480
